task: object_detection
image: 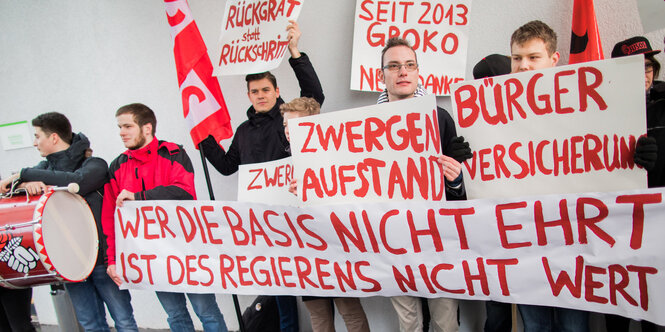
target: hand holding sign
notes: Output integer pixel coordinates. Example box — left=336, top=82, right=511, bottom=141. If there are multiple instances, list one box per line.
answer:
left=286, top=19, right=301, bottom=58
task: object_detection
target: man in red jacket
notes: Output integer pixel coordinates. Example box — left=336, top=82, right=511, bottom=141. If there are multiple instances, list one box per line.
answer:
left=102, top=103, right=228, bottom=332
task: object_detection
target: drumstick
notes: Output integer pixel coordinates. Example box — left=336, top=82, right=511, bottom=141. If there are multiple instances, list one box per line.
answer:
left=51, top=183, right=79, bottom=194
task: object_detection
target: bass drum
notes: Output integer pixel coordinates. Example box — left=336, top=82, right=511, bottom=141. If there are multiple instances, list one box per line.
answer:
left=0, top=189, right=98, bottom=288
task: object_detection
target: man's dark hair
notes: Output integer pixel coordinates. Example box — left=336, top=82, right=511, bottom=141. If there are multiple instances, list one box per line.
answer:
left=381, top=37, right=418, bottom=67
left=245, top=72, right=278, bottom=90
left=115, top=103, right=157, bottom=136
left=511, top=20, right=558, bottom=56
left=32, top=112, right=73, bottom=145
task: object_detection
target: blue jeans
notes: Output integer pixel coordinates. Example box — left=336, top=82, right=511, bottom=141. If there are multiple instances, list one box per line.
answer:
left=65, top=265, right=138, bottom=332
left=156, top=292, right=228, bottom=332
left=275, top=295, right=299, bottom=332
left=518, top=304, right=588, bottom=332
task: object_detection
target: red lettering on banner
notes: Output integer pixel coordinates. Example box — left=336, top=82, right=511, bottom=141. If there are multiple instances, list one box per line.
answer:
left=380, top=209, right=406, bottom=255
left=299, top=122, right=317, bottom=152
left=496, top=202, right=531, bottom=249
left=616, top=193, right=662, bottom=250
left=263, top=210, right=292, bottom=247
left=359, top=65, right=382, bottom=92
left=542, top=256, right=657, bottom=310
left=223, top=206, right=249, bottom=245
left=462, top=134, right=636, bottom=182
left=167, top=255, right=185, bottom=285
left=294, top=256, right=319, bottom=289
left=463, top=257, right=490, bottom=296
left=297, top=214, right=327, bottom=251
left=408, top=209, right=443, bottom=253
left=236, top=256, right=252, bottom=286
left=249, top=209, right=274, bottom=247
left=534, top=199, right=574, bottom=246
left=576, top=197, right=615, bottom=247
left=117, top=208, right=140, bottom=238
left=247, top=168, right=262, bottom=190
left=315, top=258, right=335, bottom=290
left=486, top=259, right=519, bottom=296
left=440, top=208, right=475, bottom=250
left=219, top=254, right=238, bottom=288
left=121, top=253, right=156, bottom=285
left=454, top=67, right=608, bottom=128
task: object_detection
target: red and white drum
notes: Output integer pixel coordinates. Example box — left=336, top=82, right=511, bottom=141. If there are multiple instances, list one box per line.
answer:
left=0, top=189, right=98, bottom=288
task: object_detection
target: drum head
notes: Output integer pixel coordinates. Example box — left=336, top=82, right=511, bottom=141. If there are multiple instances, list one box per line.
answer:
left=39, top=191, right=98, bottom=281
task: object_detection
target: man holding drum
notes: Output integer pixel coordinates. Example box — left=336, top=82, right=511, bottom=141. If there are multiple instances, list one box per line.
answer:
left=102, top=103, right=228, bottom=332
left=0, top=112, right=139, bottom=331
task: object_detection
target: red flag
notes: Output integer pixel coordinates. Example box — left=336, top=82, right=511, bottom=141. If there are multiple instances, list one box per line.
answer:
left=164, top=0, right=233, bottom=148
left=569, top=0, right=604, bottom=64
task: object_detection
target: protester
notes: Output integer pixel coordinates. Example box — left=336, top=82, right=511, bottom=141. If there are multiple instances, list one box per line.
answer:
left=102, top=103, right=228, bottom=332
left=508, top=20, right=590, bottom=332
left=281, top=97, right=370, bottom=332
left=470, top=54, right=513, bottom=332
left=604, top=35, right=663, bottom=332
left=199, top=20, right=324, bottom=332
left=0, top=112, right=138, bottom=332
left=377, top=36, right=471, bottom=332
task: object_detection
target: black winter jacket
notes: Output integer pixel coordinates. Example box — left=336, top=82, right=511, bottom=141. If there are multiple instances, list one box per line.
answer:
left=200, top=53, right=324, bottom=174
left=19, top=133, right=108, bottom=266
left=647, top=80, right=665, bottom=187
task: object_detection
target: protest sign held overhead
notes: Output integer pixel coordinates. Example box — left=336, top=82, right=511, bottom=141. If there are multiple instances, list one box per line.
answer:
left=350, top=0, right=473, bottom=96
left=451, top=56, right=647, bottom=199
left=288, top=95, right=445, bottom=205
left=114, top=188, right=665, bottom=324
left=238, top=157, right=299, bottom=206
left=214, top=0, right=305, bottom=76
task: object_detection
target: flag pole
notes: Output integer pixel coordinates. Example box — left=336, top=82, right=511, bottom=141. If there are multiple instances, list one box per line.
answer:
left=198, top=145, right=246, bottom=332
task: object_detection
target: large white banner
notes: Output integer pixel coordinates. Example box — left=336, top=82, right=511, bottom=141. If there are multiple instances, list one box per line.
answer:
left=350, top=0, right=473, bottom=96
left=214, top=0, right=305, bottom=76
left=451, top=56, right=647, bottom=199
left=115, top=188, right=665, bottom=324
left=238, top=157, right=299, bottom=206
left=288, top=95, right=445, bottom=205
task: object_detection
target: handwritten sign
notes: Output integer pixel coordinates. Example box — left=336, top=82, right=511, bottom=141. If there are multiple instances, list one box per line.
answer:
left=214, top=0, right=305, bottom=76
left=350, top=0, right=473, bottom=96
left=288, top=95, right=444, bottom=205
left=451, top=56, right=647, bottom=199
left=115, top=188, right=665, bottom=324
left=238, top=157, right=299, bottom=206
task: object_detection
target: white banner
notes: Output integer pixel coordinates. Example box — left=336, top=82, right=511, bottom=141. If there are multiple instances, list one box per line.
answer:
left=116, top=188, right=665, bottom=324
left=238, top=157, right=299, bottom=206
left=350, top=0, right=473, bottom=96
left=288, top=95, right=444, bottom=205
left=451, top=56, right=648, bottom=199
left=214, top=0, right=305, bottom=76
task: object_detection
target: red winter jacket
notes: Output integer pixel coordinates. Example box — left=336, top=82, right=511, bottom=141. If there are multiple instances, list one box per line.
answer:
left=101, top=138, right=196, bottom=265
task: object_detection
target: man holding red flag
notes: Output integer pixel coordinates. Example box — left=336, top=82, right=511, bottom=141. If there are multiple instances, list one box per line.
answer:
left=199, top=19, right=324, bottom=332
left=165, top=0, right=233, bottom=149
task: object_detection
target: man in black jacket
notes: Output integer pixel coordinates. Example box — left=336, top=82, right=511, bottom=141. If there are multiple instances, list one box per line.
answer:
left=199, top=20, right=323, bottom=332
left=0, top=112, right=138, bottom=332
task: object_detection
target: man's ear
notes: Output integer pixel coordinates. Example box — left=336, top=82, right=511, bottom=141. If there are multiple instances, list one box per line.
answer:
left=50, top=132, right=60, bottom=145
left=142, top=123, right=153, bottom=138
left=551, top=51, right=560, bottom=66
left=275, top=86, right=280, bottom=99
left=378, top=69, right=385, bottom=84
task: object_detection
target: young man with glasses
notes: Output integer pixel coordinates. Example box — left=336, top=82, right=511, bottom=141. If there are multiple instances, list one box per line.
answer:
left=378, top=36, right=471, bottom=332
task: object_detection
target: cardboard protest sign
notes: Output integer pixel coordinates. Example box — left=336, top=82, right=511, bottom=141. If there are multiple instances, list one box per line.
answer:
left=350, top=0, right=473, bottom=96
left=115, top=188, right=665, bottom=324
left=451, top=56, right=647, bottom=199
left=288, top=95, right=445, bottom=205
left=238, top=157, right=299, bottom=206
left=214, top=0, right=304, bottom=76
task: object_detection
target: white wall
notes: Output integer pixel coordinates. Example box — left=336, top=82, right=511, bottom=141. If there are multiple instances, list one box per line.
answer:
left=1, top=1, right=662, bottom=331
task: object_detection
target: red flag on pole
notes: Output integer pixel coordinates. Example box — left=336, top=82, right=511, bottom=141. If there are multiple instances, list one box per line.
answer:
left=569, top=0, right=604, bottom=64
left=164, top=0, right=233, bottom=148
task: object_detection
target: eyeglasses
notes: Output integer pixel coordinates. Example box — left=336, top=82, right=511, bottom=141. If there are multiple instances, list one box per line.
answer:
left=645, top=62, right=654, bottom=74
left=382, top=62, right=418, bottom=72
